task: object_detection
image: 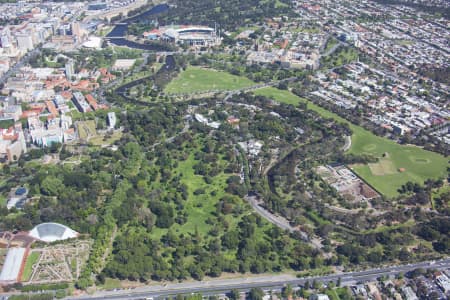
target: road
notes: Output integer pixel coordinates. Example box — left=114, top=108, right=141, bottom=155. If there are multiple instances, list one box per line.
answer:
left=244, top=194, right=317, bottom=248
left=65, top=258, right=450, bottom=300
left=342, top=135, right=351, bottom=152
left=0, top=48, right=40, bottom=86
left=322, top=41, right=343, bottom=57
left=244, top=195, right=296, bottom=233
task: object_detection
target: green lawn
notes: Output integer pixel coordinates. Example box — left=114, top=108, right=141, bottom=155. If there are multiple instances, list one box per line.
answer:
left=321, top=46, right=359, bottom=68
left=323, top=38, right=339, bottom=54
left=395, top=39, right=414, bottom=46
left=151, top=153, right=241, bottom=238
left=164, top=66, right=255, bottom=94
left=21, top=252, right=40, bottom=282
left=76, top=120, right=97, bottom=140
left=99, top=278, right=122, bottom=290
left=326, top=288, right=341, bottom=300
left=254, top=87, right=449, bottom=198
left=349, top=126, right=448, bottom=197
left=89, top=131, right=123, bottom=147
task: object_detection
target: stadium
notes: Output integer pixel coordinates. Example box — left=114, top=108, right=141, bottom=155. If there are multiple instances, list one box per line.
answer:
left=28, top=222, right=78, bottom=243
left=144, top=25, right=220, bottom=46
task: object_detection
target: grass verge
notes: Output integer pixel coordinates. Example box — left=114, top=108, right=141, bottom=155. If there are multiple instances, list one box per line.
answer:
left=22, top=251, right=40, bottom=282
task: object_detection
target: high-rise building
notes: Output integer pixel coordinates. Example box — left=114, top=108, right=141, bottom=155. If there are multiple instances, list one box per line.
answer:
left=107, top=112, right=117, bottom=129
left=0, top=28, right=11, bottom=48
left=15, top=33, right=33, bottom=51
left=65, top=60, right=74, bottom=80
left=72, top=22, right=81, bottom=38
left=57, top=24, right=71, bottom=36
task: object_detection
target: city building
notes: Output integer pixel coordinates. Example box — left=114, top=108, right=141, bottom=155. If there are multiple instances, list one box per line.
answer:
left=112, top=59, right=136, bottom=71
left=309, top=294, right=330, bottom=300
left=15, top=33, right=34, bottom=51
left=436, top=272, right=450, bottom=293
left=28, top=116, right=64, bottom=147
left=0, top=125, right=27, bottom=162
left=85, top=94, right=99, bottom=111
left=65, top=60, right=74, bottom=80
left=402, top=286, right=419, bottom=300
left=88, top=3, right=107, bottom=10
left=72, top=91, right=92, bottom=113
left=145, top=25, right=220, bottom=47
left=107, top=111, right=116, bottom=129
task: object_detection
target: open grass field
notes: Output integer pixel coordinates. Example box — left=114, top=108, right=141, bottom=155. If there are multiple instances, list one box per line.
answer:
left=326, top=288, right=341, bottom=300
left=76, top=120, right=97, bottom=140
left=395, top=39, right=414, bottom=46
left=89, top=131, right=123, bottom=147
left=321, top=46, right=359, bottom=68
left=368, top=157, right=397, bottom=176
left=21, top=251, right=40, bottom=282
left=164, top=66, right=255, bottom=94
left=254, top=87, right=449, bottom=198
left=99, top=278, right=122, bottom=290
left=349, top=127, right=448, bottom=197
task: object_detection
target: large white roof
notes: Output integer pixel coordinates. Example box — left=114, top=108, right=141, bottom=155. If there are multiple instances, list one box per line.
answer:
left=162, top=26, right=214, bottom=40
left=82, top=36, right=102, bottom=49
left=0, top=247, right=26, bottom=282
left=29, top=222, right=78, bottom=243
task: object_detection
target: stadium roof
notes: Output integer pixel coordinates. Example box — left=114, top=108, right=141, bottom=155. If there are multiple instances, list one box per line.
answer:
left=29, top=222, right=78, bottom=243
left=162, top=26, right=215, bottom=39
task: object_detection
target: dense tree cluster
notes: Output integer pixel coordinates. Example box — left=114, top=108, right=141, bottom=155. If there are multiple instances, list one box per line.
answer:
left=1, top=87, right=448, bottom=290
left=187, top=53, right=312, bottom=83
left=158, top=0, right=292, bottom=31
left=99, top=103, right=323, bottom=281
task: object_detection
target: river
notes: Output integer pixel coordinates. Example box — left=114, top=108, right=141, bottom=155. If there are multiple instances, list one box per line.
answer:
left=106, top=3, right=170, bottom=50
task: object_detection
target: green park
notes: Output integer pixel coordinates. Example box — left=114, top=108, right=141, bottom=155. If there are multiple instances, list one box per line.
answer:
left=254, top=87, right=449, bottom=198
left=164, top=66, right=255, bottom=94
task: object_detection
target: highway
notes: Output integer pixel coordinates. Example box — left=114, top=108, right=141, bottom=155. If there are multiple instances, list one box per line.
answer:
left=66, top=258, right=450, bottom=300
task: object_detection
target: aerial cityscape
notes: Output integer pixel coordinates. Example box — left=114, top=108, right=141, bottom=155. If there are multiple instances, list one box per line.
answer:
left=0, top=0, right=448, bottom=299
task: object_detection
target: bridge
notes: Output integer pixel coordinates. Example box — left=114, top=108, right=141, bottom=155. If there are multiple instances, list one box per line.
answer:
left=104, top=35, right=126, bottom=39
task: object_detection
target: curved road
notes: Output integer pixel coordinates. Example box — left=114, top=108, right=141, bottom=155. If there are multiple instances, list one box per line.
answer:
left=244, top=195, right=297, bottom=233
left=342, top=135, right=351, bottom=152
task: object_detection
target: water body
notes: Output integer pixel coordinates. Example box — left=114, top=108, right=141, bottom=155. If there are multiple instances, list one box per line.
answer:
left=106, top=3, right=170, bottom=50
